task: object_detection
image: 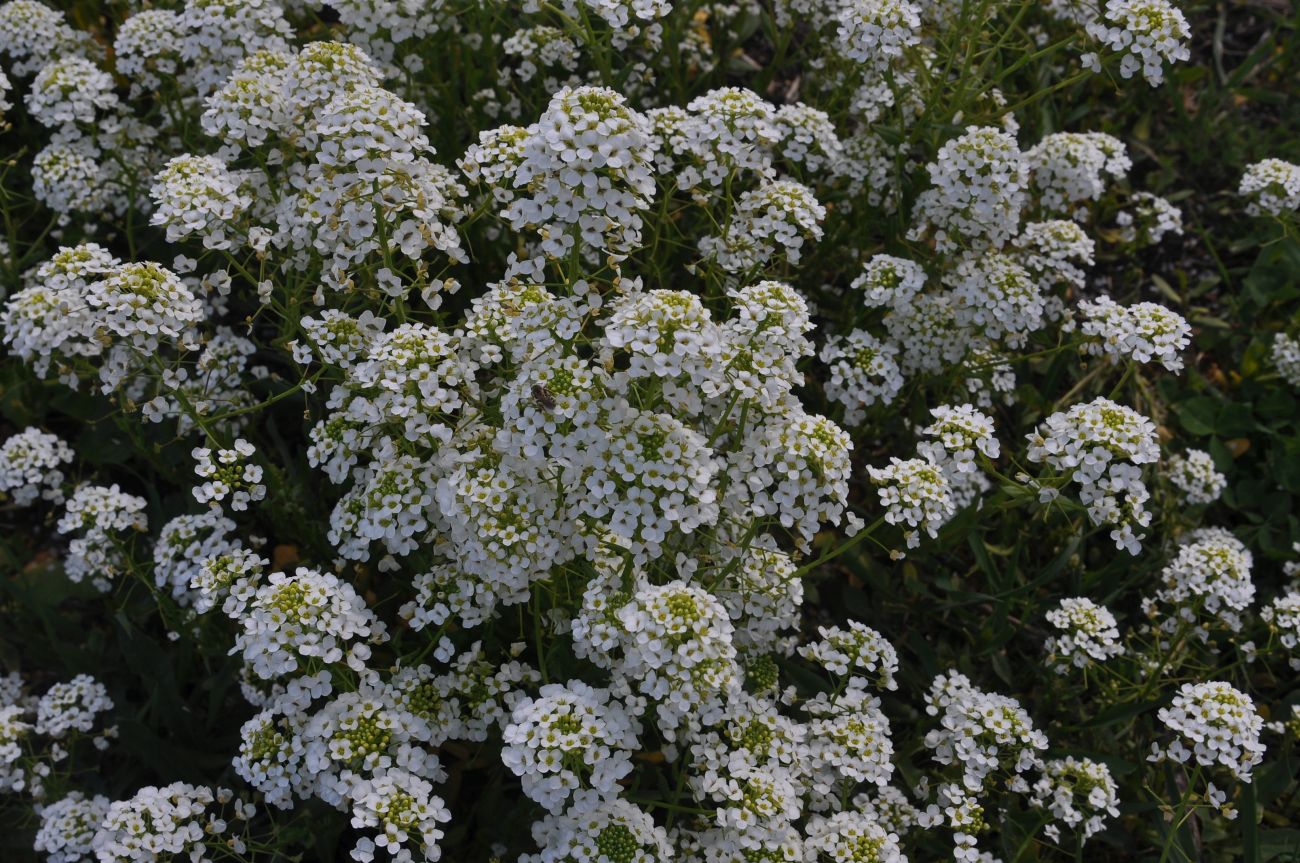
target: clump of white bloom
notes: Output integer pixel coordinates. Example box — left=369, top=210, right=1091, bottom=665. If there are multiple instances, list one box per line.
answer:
left=113, top=9, right=184, bottom=96
left=521, top=792, right=673, bottom=863
left=501, top=680, right=640, bottom=813
left=1044, top=597, right=1125, bottom=672
left=701, top=178, right=826, bottom=272
left=25, top=56, right=118, bottom=127
left=92, top=782, right=253, bottom=863
left=34, top=792, right=111, bottom=863
left=1153, top=531, right=1255, bottom=630
left=1030, top=757, right=1121, bottom=842
left=1025, top=398, right=1160, bottom=554
left=1116, top=192, right=1183, bottom=245
left=1239, top=158, right=1300, bottom=218
left=1084, top=0, right=1191, bottom=86
left=56, top=484, right=148, bottom=591
left=1165, top=449, right=1227, bottom=505
left=464, top=85, right=657, bottom=260
left=192, top=439, right=266, bottom=512
left=1262, top=593, right=1300, bottom=670
left=925, top=671, right=1049, bottom=790
left=868, top=456, right=956, bottom=550
left=1078, top=296, right=1191, bottom=372
left=608, top=581, right=740, bottom=737
left=349, top=771, right=452, bottom=863
left=918, top=404, right=1001, bottom=474
left=233, top=567, right=388, bottom=680
left=852, top=254, right=927, bottom=309
left=836, top=0, right=922, bottom=68
left=805, top=810, right=906, bottom=863
left=799, top=621, right=899, bottom=690
left=150, top=155, right=252, bottom=250
left=1027, top=132, right=1131, bottom=216
left=910, top=126, right=1028, bottom=252
left=0, top=0, right=83, bottom=77
left=35, top=674, right=113, bottom=738
left=1154, top=681, right=1265, bottom=782
left=0, top=427, right=74, bottom=506
left=820, top=329, right=905, bottom=424
left=1271, top=333, right=1300, bottom=387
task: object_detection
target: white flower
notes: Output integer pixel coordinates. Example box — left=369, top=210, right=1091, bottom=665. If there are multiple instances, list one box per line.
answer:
left=799, top=621, right=900, bottom=689
left=0, top=427, right=74, bottom=506
left=1044, top=597, right=1125, bottom=672
left=35, top=792, right=111, bottom=863
left=521, top=791, right=673, bottom=863
left=349, top=771, right=452, bottom=863
left=1087, top=0, right=1191, bottom=86
left=501, top=681, right=640, bottom=813
left=35, top=675, right=113, bottom=738
left=1240, top=158, right=1300, bottom=218
left=836, top=0, right=922, bottom=68
left=1165, top=449, right=1227, bottom=505
left=1030, top=757, right=1121, bottom=841
left=1155, top=531, right=1255, bottom=630
left=910, top=126, right=1028, bottom=252
left=192, top=439, right=266, bottom=512
left=1078, top=296, right=1191, bottom=372
left=868, top=456, right=956, bottom=548
left=150, top=155, right=252, bottom=250
left=26, top=56, right=118, bottom=127
left=852, top=254, right=927, bottom=310
left=821, top=329, right=905, bottom=425
left=92, top=782, right=250, bottom=863
left=233, top=567, right=388, bottom=680
left=1156, top=681, right=1265, bottom=781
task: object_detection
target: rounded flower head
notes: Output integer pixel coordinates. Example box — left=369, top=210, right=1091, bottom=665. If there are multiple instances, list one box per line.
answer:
left=1156, top=681, right=1265, bottom=781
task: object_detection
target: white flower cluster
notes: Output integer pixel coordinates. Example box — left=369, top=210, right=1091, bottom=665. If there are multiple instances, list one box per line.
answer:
left=1027, top=132, right=1131, bottom=216
left=820, top=330, right=905, bottom=424
left=1165, top=449, right=1227, bottom=506
left=1116, top=191, right=1184, bottom=246
left=1030, top=757, right=1121, bottom=842
left=1043, top=597, right=1125, bottom=672
left=92, top=782, right=255, bottom=863
left=34, top=792, right=111, bottom=863
left=924, top=671, right=1049, bottom=858
left=0, top=0, right=83, bottom=77
left=150, top=155, right=252, bottom=250
left=1239, top=158, right=1300, bottom=218
left=232, top=567, right=389, bottom=680
left=1084, top=0, right=1191, bottom=86
left=25, top=56, right=117, bottom=128
left=1271, top=333, right=1300, bottom=387
left=799, top=621, right=900, bottom=689
left=55, top=484, right=148, bottom=591
left=1, top=671, right=116, bottom=798
left=910, top=126, right=1028, bottom=252
left=2, top=246, right=204, bottom=391
left=192, top=439, right=266, bottom=512
left=852, top=254, right=928, bottom=309
left=0, top=427, right=74, bottom=506
left=836, top=0, right=922, bottom=68
left=1154, top=681, right=1265, bottom=782
left=1078, top=296, right=1191, bottom=371
left=1153, top=530, right=1255, bottom=630
left=34, top=674, right=113, bottom=738
left=1262, top=592, right=1300, bottom=670
left=1026, top=397, right=1160, bottom=554
left=868, top=456, right=956, bottom=550
left=701, top=178, right=827, bottom=272
left=464, top=85, right=657, bottom=260
left=501, top=680, right=640, bottom=813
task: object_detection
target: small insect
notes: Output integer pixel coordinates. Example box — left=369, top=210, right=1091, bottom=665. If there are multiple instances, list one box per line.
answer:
left=531, top=385, right=556, bottom=412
